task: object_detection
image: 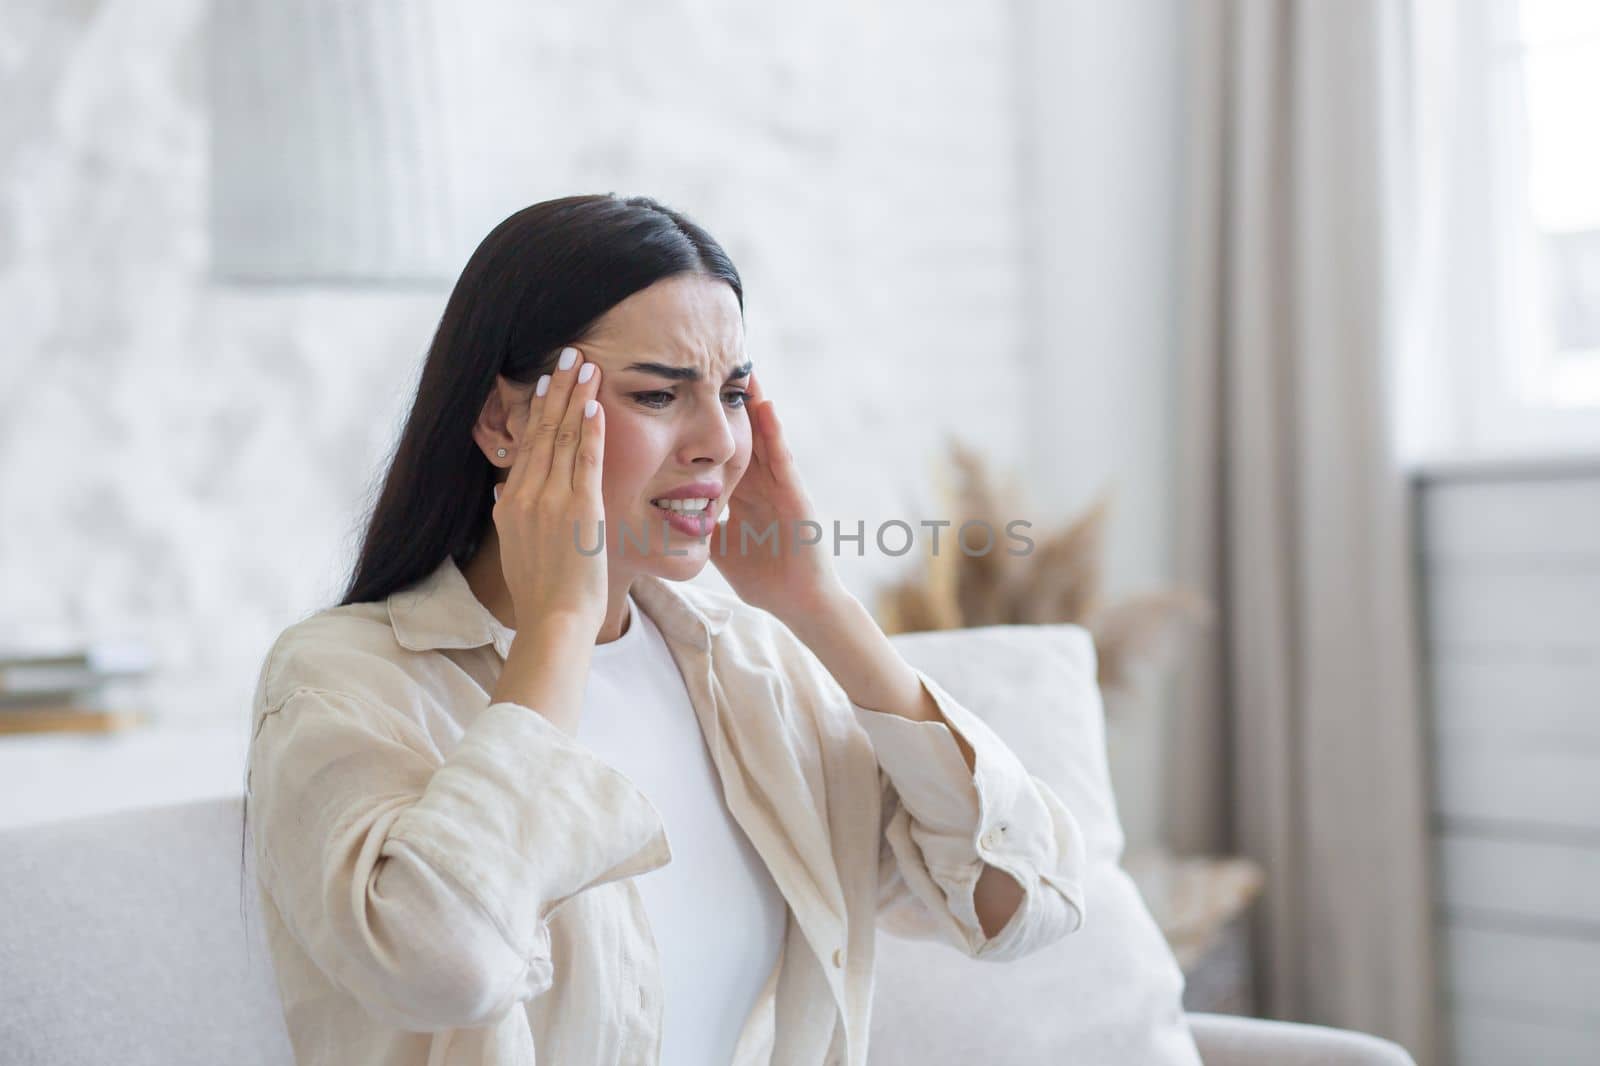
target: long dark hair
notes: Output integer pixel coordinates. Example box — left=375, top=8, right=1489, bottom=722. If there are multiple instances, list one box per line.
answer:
left=240, top=193, right=744, bottom=926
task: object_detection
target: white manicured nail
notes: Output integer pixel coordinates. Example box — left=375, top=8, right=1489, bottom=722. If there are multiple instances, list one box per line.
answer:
left=558, top=347, right=578, bottom=371
left=536, top=375, right=550, bottom=397
left=584, top=399, right=598, bottom=418
left=578, top=362, right=595, bottom=384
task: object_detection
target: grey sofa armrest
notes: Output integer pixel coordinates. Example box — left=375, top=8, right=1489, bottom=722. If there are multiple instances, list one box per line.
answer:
left=1188, top=1013, right=1418, bottom=1066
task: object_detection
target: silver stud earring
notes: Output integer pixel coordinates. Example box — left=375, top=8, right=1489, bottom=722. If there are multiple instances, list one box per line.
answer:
left=496, top=448, right=507, bottom=458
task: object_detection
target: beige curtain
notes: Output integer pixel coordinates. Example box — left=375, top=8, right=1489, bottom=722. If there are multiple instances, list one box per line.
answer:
left=1167, top=2, right=1438, bottom=1064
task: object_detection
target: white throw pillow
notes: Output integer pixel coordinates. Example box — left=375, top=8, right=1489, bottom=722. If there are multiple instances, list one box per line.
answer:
left=867, top=623, right=1203, bottom=1066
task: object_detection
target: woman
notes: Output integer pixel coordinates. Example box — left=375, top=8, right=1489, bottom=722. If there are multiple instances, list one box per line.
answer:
left=243, top=193, right=1087, bottom=1066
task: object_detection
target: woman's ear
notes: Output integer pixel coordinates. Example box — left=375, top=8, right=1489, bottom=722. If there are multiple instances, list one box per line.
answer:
left=471, top=375, right=526, bottom=463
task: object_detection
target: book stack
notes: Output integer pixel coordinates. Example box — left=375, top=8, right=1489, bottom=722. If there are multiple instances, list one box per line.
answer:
left=0, top=640, right=154, bottom=736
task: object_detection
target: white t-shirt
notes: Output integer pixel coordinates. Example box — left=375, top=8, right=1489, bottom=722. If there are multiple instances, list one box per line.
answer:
left=577, top=592, right=787, bottom=1066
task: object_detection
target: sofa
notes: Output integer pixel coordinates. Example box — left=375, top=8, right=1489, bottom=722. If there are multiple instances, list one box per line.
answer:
left=0, top=623, right=1418, bottom=1066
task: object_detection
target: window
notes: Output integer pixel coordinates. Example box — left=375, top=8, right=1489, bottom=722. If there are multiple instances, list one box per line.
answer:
left=1488, top=0, right=1600, bottom=410
left=1408, top=0, right=1600, bottom=464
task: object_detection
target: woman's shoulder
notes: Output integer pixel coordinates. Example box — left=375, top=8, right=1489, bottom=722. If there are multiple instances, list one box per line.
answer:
left=698, top=590, right=853, bottom=708
left=686, top=584, right=797, bottom=653
left=251, top=601, right=423, bottom=722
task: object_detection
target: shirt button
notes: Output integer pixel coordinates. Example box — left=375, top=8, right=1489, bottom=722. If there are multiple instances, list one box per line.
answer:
left=831, top=947, right=843, bottom=968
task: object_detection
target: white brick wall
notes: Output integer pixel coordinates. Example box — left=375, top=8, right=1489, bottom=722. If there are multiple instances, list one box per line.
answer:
left=0, top=0, right=1034, bottom=725
left=0, top=1, right=1184, bottom=851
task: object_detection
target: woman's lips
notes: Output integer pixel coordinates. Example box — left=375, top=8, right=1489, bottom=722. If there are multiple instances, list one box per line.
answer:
left=649, top=500, right=716, bottom=537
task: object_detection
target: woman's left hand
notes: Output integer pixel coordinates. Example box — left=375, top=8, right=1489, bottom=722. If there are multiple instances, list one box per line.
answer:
left=710, top=371, right=845, bottom=619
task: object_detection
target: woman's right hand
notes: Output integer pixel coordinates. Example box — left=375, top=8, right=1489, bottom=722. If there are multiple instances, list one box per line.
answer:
left=492, top=345, right=607, bottom=640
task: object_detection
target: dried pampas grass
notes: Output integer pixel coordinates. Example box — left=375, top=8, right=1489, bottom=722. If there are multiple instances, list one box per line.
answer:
left=875, top=436, right=1212, bottom=711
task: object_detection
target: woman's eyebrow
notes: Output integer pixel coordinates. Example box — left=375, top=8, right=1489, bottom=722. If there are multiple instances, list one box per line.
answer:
left=621, top=360, right=753, bottom=383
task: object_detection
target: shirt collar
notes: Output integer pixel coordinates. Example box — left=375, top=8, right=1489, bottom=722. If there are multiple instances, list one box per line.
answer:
left=386, top=556, right=733, bottom=658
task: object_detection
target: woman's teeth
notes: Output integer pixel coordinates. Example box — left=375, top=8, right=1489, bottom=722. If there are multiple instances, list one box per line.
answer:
left=651, top=497, right=713, bottom=514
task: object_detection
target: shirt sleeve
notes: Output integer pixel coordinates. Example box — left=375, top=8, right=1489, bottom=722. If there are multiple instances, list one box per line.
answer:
left=852, top=668, right=1087, bottom=962
left=246, top=687, right=671, bottom=1032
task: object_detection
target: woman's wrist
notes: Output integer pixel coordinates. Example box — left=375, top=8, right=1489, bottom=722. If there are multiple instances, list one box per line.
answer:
left=491, top=620, right=596, bottom=735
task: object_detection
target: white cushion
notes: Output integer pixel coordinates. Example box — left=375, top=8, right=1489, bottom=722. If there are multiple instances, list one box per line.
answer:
left=868, top=623, right=1203, bottom=1065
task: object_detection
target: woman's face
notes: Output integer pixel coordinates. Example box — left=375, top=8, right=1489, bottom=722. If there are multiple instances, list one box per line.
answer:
left=554, top=273, right=753, bottom=583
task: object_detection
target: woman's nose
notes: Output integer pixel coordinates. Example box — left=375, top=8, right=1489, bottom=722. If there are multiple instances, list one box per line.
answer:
left=678, top=402, right=738, bottom=465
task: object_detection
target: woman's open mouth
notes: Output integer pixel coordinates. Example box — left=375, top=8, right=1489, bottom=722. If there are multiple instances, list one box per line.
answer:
left=648, top=496, right=718, bottom=537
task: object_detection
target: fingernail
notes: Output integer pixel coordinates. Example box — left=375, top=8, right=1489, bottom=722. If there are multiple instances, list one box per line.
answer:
left=536, top=374, right=550, bottom=397
left=493, top=483, right=502, bottom=502
left=558, top=347, right=578, bottom=371
left=584, top=399, right=598, bottom=418
left=577, top=362, right=595, bottom=384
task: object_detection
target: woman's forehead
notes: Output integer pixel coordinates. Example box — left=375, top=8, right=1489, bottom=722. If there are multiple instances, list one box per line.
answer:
left=582, top=281, right=744, bottom=374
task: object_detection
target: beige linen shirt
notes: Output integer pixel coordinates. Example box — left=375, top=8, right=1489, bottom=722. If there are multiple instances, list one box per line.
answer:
left=245, top=556, right=1087, bottom=1066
